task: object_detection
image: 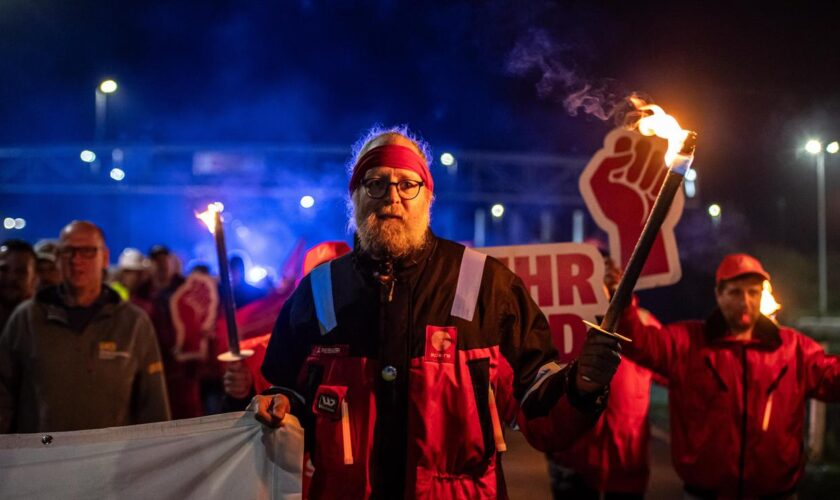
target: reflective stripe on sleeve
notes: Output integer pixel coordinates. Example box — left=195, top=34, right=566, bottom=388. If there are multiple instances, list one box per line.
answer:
left=310, top=263, right=337, bottom=335
left=520, top=361, right=564, bottom=406
left=451, top=247, right=487, bottom=321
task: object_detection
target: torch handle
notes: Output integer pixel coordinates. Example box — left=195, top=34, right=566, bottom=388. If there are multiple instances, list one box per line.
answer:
left=600, top=170, right=685, bottom=333
left=214, top=211, right=241, bottom=356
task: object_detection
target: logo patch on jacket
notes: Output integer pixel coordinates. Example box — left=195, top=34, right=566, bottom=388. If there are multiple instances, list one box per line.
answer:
left=310, top=344, right=349, bottom=358
left=313, top=385, right=347, bottom=418
left=318, top=394, right=339, bottom=414
left=425, top=326, right=457, bottom=363
left=98, top=341, right=131, bottom=360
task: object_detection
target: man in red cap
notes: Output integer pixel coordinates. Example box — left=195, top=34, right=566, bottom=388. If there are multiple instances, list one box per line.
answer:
left=252, top=126, right=622, bottom=499
left=619, top=253, right=840, bottom=499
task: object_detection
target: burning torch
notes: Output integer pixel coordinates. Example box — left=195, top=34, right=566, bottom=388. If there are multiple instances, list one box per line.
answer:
left=584, top=100, right=697, bottom=341
left=196, top=202, right=254, bottom=362
left=761, top=280, right=781, bottom=322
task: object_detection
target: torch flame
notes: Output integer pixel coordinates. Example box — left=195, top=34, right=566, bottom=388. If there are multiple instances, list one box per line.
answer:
left=195, top=202, right=224, bottom=234
left=629, top=96, right=690, bottom=167
left=760, top=280, right=781, bottom=317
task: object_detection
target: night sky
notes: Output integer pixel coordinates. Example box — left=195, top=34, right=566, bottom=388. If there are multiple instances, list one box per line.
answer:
left=2, top=1, right=840, bottom=293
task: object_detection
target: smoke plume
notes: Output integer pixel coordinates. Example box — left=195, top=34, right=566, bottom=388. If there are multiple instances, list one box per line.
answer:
left=507, top=29, right=644, bottom=126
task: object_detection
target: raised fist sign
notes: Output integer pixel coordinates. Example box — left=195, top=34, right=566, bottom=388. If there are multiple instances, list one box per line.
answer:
left=579, top=129, right=684, bottom=289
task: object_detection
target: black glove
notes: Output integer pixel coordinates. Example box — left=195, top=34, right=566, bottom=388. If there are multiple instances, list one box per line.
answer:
left=576, top=332, right=622, bottom=392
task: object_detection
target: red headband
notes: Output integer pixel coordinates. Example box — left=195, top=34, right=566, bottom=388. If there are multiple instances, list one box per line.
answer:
left=348, top=144, right=433, bottom=194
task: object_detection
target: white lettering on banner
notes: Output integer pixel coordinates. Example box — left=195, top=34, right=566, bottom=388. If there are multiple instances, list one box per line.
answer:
left=0, top=412, right=304, bottom=500
left=479, top=243, right=608, bottom=364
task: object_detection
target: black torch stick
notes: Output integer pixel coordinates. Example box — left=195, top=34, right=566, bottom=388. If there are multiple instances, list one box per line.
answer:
left=213, top=209, right=242, bottom=357
left=586, top=131, right=697, bottom=340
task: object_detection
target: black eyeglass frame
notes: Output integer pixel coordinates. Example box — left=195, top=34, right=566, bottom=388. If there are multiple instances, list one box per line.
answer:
left=57, top=246, right=101, bottom=259
left=361, top=178, right=425, bottom=200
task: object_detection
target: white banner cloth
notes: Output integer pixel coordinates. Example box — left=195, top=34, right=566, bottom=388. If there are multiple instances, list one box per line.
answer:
left=0, top=411, right=303, bottom=500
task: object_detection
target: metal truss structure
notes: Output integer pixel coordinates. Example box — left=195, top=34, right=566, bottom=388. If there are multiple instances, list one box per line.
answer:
left=0, top=143, right=589, bottom=208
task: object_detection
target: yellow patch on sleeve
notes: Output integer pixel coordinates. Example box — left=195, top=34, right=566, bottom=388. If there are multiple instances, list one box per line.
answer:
left=147, top=361, right=163, bottom=375
left=99, top=341, right=117, bottom=352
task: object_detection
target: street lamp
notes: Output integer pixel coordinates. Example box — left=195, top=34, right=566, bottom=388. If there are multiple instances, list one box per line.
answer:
left=95, top=79, right=118, bottom=142
left=805, top=139, right=837, bottom=316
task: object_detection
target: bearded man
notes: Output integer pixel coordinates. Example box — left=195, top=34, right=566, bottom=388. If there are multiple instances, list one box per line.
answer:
left=255, top=126, right=621, bottom=499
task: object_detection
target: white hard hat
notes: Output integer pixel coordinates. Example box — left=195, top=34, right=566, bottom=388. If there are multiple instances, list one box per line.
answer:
left=118, top=248, right=149, bottom=271
left=34, top=239, right=59, bottom=263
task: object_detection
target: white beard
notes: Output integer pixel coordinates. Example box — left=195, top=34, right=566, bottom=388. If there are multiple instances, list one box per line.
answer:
left=354, top=200, right=430, bottom=259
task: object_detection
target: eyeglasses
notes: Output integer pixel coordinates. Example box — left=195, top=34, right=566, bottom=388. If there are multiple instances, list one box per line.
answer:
left=58, top=246, right=100, bottom=259
left=362, top=178, right=424, bottom=200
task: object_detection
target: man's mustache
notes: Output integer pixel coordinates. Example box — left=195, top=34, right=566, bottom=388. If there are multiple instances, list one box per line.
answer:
left=372, top=208, right=405, bottom=220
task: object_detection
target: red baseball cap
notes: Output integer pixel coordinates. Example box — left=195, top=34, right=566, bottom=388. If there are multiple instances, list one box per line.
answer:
left=715, top=253, right=770, bottom=284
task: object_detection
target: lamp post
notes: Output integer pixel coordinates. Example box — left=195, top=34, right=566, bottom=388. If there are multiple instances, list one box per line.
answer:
left=95, top=79, right=118, bottom=142
left=805, top=139, right=837, bottom=316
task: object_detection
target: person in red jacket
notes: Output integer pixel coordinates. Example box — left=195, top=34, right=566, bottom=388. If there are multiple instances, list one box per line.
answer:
left=549, top=255, right=663, bottom=499
left=252, top=125, right=622, bottom=499
left=620, top=253, right=840, bottom=499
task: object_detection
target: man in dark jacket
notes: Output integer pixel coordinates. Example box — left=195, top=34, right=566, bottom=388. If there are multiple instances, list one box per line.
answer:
left=0, top=240, right=37, bottom=331
left=0, top=221, right=170, bottom=433
left=253, top=126, right=622, bottom=498
left=620, top=253, right=840, bottom=498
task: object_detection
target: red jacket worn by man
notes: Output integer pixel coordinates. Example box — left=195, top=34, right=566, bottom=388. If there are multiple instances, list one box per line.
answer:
left=620, top=253, right=840, bottom=498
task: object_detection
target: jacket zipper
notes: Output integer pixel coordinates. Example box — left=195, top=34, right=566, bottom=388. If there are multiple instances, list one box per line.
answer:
left=704, top=356, right=728, bottom=391
left=737, top=347, right=748, bottom=500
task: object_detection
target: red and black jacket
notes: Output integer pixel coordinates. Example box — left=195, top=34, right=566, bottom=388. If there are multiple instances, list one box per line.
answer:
left=262, top=234, right=606, bottom=499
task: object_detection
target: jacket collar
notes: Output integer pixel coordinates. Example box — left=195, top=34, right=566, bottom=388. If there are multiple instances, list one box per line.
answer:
left=703, top=308, right=782, bottom=350
left=36, top=284, right=121, bottom=326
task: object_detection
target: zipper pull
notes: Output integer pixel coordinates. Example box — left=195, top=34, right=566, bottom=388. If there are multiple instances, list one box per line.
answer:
left=374, top=260, right=396, bottom=303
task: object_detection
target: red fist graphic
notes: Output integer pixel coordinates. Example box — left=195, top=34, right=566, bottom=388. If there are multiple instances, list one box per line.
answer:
left=579, top=129, right=683, bottom=289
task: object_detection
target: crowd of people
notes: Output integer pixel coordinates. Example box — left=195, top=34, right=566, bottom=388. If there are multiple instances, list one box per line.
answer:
left=1, top=125, right=839, bottom=499
left=0, top=224, right=275, bottom=430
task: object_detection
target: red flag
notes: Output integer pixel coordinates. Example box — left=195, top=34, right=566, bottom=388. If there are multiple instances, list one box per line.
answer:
left=279, top=239, right=307, bottom=293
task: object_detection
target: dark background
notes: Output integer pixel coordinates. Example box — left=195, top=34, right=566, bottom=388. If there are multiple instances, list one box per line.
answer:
left=2, top=1, right=839, bottom=320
